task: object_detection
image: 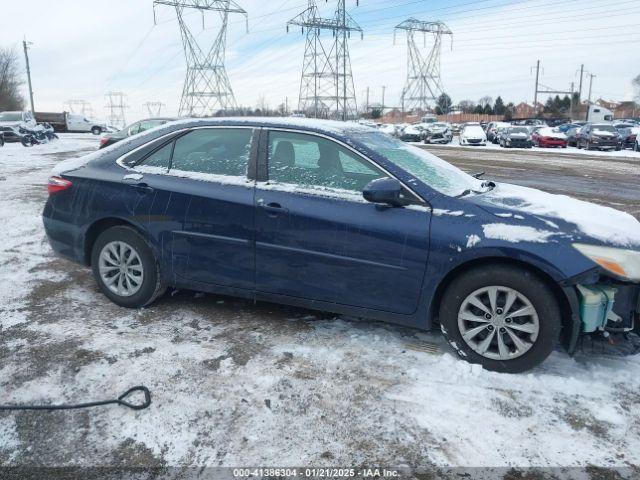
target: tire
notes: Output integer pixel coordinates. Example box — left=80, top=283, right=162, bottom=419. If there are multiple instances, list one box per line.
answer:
left=21, top=136, right=33, bottom=147
left=0, top=136, right=4, bottom=147
left=91, top=126, right=102, bottom=135
left=438, top=265, right=561, bottom=373
left=91, top=226, right=166, bottom=308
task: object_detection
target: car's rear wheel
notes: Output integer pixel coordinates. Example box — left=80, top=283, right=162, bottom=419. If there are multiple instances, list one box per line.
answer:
left=439, top=265, right=560, bottom=373
left=91, top=226, right=166, bottom=308
left=91, top=126, right=102, bottom=135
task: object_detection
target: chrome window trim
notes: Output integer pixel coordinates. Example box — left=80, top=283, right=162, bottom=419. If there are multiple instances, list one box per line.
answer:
left=264, top=127, right=427, bottom=206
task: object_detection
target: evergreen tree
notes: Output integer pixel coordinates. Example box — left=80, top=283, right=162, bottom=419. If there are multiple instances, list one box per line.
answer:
left=473, top=104, right=484, bottom=114
left=435, top=93, right=452, bottom=115
left=494, top=96, right=506, bottom=115
left=483, top=103, right=493, bottom=115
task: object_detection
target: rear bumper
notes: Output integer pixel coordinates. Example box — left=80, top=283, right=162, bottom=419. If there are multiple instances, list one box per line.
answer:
left=42, top=209, right=86, bottom=264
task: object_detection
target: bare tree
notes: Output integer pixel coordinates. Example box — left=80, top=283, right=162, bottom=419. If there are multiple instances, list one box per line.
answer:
left=478, top=96, right=493, bottom=108
left=458, top=99, right=476, bottom=113
left=633, top=74, right=640, bottom=100
left=0, top=48, right=24, bottom=111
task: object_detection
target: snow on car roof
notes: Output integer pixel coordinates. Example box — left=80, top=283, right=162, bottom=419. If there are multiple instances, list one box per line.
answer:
left=162, top=116, right=378, bottom=135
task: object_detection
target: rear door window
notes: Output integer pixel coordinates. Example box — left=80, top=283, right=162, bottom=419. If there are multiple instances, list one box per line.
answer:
left=135, top=142, right=174, bottom=173
left=170, top=128, right=253, bottom=180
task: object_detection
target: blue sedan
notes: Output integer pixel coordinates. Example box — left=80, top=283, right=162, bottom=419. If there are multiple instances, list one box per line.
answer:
left=43, top=118, right=640, bottom=373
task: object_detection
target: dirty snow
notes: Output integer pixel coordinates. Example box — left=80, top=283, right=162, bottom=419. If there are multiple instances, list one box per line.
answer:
left=2, top=135, right=640, bottom=473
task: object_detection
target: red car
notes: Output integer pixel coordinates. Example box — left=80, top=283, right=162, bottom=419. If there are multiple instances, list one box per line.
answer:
left=531, top=127, right=568, bottom=148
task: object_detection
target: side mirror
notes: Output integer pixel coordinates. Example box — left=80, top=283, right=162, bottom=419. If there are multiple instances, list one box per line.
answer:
left=363, top=178, right=408, bottom=207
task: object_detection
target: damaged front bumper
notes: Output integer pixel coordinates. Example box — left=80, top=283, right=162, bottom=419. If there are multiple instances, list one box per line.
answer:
left=563, top=274, right=640, bottom=354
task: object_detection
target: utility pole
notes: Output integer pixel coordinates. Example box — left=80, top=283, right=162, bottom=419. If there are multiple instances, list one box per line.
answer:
left=23, top=39, right=35, bottom=114
left=394, top=18, right=452, bottom=113
left=586, top=73, right=596, bottom=121
left=381, top=85, right=386, bottom=112
left=532, top=60, right=540, bottom=117
left=569, top=82, right=574, bottom=120
left=365, top=86, right=370, bottom=115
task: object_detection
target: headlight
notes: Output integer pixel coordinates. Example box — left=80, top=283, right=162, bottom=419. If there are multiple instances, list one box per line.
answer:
left=573, top=243, right=640, bottom=281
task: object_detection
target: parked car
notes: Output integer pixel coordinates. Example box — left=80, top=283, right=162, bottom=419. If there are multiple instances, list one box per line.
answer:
left=494, top=126, right=510, bottom=145
left=635, top=135, right=640, bottom=152
left=499, top=126, right=532, bottom=148
left=459, top=124, right=487, bottom=146
left=613, top=123, right=638, bottom=149
left=43, top=118, right=640, bottom=374
left=531, top=127, right=568, bottom=148
left=486, top=122, right=511, bottom=143
left=565, top=126, right=583, bottom=147
left=399, top=124, right=424, bottom=142
left=422, top=122, right=453, bottom=144
left=35, top=112, right=107, bottom=134
left=577, top=123, right=622, bottom=151
left=0, top=111, right=37, bottom=130
left=557, top=123, right=581, bottom=133
left=378, top=124, right=397, bottom=136
left=99, top=118, right=176, bottom=148
left=0, top=126, right=27, bottom=143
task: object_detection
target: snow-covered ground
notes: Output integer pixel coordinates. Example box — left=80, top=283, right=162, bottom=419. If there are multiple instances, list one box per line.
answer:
left=411, top=137, right=640, bottom=159
left=1, top=134, right=640, bottom=475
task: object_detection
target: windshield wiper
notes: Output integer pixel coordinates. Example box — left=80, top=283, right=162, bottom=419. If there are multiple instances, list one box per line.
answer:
left=473, top=172, right=485, bottom=179
left=456, top=180, right=496, bottom=198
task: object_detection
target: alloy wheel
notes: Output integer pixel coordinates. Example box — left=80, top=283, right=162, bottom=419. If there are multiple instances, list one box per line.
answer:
left=98, top=241, right=144, bottom=297
left=457, top=286, right=540, bottom=361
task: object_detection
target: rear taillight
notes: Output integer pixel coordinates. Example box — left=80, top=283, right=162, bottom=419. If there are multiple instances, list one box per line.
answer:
left=48, top=176, right=72, bottom=195
left=99, top=137, right=109, bottom=146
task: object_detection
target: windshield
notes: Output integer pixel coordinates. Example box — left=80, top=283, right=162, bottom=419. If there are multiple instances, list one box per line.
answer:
left=352, top=131, right=485, bottom=197
left=509, top=127, right=529, bottom=134
left=0, top=112, right=22, bottom=122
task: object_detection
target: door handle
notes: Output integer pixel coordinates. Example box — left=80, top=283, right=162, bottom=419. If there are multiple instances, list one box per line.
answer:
left=129, top=182, right=154, bottom=194
left=258, top=201, right=288, bottom=216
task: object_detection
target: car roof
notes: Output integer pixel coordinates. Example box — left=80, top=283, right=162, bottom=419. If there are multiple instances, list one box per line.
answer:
left=155, top=117, right=377, bottom=136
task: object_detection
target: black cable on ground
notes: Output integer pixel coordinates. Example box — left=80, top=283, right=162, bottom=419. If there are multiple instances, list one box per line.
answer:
left=0, top=386, right=151, bottom=411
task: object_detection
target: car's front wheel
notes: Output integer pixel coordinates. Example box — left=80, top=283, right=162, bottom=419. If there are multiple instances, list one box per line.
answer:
left=439, top=265, right=560, bottom=373
left=91, top=126, right=102, bottom=135
left=91, top=226, right=166, bottom=308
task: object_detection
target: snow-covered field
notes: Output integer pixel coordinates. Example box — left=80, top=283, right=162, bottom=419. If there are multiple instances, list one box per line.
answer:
left=1, top=134, right=640, bottom=476
left=412, top=137, right=640, bottom=159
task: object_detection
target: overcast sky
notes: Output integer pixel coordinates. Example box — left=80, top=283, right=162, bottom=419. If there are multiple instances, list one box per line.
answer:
left=2, top=0, right=639, bottom=122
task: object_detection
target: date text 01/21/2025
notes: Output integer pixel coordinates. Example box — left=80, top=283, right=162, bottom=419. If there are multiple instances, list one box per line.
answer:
left=232, top=467, right=400, bottom=477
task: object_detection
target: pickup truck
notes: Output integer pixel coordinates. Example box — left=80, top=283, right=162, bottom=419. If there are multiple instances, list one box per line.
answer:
left=34, top=112, right=107, bottom=134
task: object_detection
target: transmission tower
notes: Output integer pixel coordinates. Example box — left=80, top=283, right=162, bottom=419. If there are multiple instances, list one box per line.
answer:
left=288, top=0, right=362, bottom=120
left=153, top=0, right=247, bottom=117
left=143, top=101, right=167, bottom=117
left=64, top=99, right=94, bottom=117
left=104, top=92, right=128, bottom=128
left=394, top=18, right=452, bottom=113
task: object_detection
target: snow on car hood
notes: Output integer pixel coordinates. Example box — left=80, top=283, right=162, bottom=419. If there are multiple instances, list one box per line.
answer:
left=473, top=183, right=640, bottom=247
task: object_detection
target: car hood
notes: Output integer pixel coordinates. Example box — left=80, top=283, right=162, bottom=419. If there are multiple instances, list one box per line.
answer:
left=467, top=182, right=640, bottom=248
